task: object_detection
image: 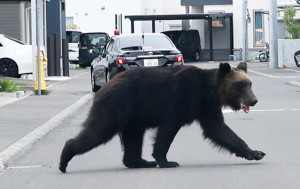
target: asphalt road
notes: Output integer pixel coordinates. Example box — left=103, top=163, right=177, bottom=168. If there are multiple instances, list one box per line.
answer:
left=1, top=62, right=300, bottom=188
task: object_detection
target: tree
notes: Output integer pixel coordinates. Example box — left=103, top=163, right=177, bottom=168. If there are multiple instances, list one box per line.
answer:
left=283, top=7, right=300, bottom=39
left=66, top=24, right=80, bottom=31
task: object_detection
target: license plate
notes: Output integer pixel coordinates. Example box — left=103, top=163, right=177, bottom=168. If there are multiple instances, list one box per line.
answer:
left=144, top=59, right=158, bottom=67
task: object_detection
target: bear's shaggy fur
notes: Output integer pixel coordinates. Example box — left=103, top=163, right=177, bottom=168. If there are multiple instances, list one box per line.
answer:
left=59, top=62, right=265, bottom=173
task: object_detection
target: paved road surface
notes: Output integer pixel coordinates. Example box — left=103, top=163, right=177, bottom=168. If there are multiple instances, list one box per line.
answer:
left=1, top=62, right=300, bottom=188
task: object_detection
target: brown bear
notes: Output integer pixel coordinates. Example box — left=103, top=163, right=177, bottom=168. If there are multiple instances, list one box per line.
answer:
left=59, top=62, right=265, bottom=173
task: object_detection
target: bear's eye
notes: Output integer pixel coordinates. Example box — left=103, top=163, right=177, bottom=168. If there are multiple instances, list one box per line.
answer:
left=235, top=81, right=246, bottom=88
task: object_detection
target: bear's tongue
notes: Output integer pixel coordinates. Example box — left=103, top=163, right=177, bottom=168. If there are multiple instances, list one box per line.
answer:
left=241, top=102, right=250, bottom=113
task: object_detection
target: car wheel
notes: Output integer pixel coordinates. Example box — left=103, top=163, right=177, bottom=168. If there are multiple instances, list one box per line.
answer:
left=0, top=59, right=20, bottom=78
left=194, top=51, right=201, bottom=61
left=91, top=72, right=100, bottom=92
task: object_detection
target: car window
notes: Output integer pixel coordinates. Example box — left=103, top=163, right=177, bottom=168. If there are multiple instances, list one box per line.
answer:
left=66, top=31, right=81, bottom=43
left=80, top=33, right=109, bottom=49
left=119, top=35, right=174, bottom=50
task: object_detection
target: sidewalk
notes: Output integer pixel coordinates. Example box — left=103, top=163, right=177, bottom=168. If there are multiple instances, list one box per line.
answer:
left=0, top=68, right=93, bottom=171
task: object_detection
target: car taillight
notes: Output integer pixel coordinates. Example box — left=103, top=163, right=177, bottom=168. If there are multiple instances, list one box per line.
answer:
left=117, top=58, right=125, bottom=65
left=177, top=56, right=183, bottom=62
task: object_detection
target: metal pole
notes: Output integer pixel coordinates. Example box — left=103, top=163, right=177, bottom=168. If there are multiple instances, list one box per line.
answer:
left=242, top=0, right=248, bottom=62
left=269, top=0, right=278, bottom=68
left=36, top=0, right=41, bottom=96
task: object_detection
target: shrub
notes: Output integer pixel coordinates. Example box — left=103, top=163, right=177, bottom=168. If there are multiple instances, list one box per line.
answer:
left=0, top=78, right=20, bottom=92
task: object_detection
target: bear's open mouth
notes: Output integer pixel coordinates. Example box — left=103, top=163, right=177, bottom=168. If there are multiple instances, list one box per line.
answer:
left=241, top=100, right=250, bottom=113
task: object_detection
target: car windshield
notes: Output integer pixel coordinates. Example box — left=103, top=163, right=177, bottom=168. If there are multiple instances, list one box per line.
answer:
left=80, top=33, right=109, bottom=49
left=119, top=35, right=174, bottom=50
left=66, top=31, right=81, bottom=43
left=4, top=35, right=25, bottom=45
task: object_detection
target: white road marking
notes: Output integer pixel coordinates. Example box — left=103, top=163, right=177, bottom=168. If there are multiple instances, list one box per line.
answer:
left=248, top=69, right=300, bottom=79
left=6, top=165, right=44, bottom=170
left=222, top=108, right=300, bottom=114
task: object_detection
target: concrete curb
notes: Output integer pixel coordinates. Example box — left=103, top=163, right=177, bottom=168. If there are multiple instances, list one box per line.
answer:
left=0, top=92, right=94, bottom=173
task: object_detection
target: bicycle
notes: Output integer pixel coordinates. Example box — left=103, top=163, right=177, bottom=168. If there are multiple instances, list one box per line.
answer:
left=259, top=42, right=269, bottom=62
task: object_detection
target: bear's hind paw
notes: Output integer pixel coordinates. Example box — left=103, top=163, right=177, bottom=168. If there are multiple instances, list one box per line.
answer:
left=158, top=161, right=180, bottom=168
left=124, top=159, right=157, bottom=168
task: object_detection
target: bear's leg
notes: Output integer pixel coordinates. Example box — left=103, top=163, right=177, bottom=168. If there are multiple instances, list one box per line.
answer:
left=152, top=124, right=181, bottom=168
left=201, top=118, right=265, bottom=161
left=59, top=118, right=118, bottom=173
left=121, top=126, right=157, bottom=168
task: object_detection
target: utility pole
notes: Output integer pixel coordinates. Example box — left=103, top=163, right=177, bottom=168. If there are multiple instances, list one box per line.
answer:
left=242, top=0, right=248, bottom=62
left=36, top=0, right=41, bottom=95
left=269, top=0, right=278, bottom=68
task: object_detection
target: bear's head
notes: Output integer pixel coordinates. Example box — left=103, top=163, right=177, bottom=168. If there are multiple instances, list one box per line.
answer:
left=218, top=62, right=258, bottom=113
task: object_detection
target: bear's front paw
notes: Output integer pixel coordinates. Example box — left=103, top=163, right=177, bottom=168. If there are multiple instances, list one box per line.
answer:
left=59, top=162, right=67, bottom=173
left=158, top=161, right=180, bottom=168
left=239, top=150, right=265, bottom=161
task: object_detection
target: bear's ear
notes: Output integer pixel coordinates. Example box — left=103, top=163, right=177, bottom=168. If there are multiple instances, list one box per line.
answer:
left=219, top=62, right=231, bottom=78
left=237, top=62, right=247, bottom=73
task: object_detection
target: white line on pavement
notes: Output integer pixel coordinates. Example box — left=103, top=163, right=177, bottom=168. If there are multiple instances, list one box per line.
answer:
left=248, top=69, right=300, bottom=79
left=222, top=108, right=300, bottom=114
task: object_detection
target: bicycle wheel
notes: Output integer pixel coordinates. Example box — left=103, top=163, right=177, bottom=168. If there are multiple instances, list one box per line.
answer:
left=259, top=53, right=268, bottom=62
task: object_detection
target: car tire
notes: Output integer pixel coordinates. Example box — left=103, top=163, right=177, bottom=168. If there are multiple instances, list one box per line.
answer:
left=91, top=72, right=100, bottom=92
left=194, top=50, right=201, bottom=61
left=0, top=59, right=20, bottom=78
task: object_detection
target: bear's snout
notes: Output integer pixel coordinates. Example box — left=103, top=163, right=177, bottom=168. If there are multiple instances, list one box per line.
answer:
left=249, top=98, right=258, bottom=106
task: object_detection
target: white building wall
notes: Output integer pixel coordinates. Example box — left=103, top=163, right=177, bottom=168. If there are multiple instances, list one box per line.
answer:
left=66, top=0, right=142, bottom=36
left=141, top=0, right=185, bottom=33
left=66, top=0, right=184, bottom=35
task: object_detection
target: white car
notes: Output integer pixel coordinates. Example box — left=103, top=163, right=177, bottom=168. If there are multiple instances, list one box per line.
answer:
left=0, top=34, right=32, bottom=78
left=66, top=31, right=81, bottom=64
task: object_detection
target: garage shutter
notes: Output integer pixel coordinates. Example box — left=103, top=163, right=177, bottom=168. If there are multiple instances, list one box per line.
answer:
left=0, top=2, right=21, bottom=40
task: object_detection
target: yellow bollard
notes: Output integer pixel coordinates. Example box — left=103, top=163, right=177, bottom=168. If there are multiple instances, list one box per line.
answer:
left=34, top=51, right=47, bottom=91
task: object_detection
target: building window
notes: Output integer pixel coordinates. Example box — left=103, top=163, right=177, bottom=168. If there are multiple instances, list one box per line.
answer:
left=254, top=10, right=264, bottom=47
left=66, top=17, right=74, bottom=27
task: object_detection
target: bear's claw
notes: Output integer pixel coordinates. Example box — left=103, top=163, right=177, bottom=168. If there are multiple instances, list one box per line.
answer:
left=59, top=162, right=67, bottom=173
left=237, top=150, right=266, bottom=161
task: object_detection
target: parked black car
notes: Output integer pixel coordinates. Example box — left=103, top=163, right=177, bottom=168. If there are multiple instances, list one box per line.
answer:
left=162, top=30, right=201, bottom=61
left=90, top=33, right=184, bottom=92
left=79, top=32, right=110, bottom=67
